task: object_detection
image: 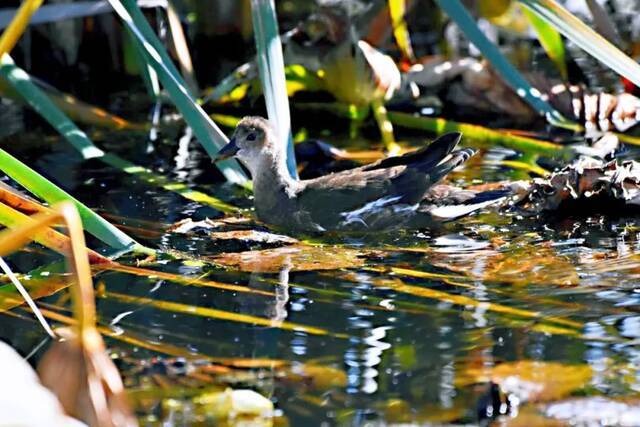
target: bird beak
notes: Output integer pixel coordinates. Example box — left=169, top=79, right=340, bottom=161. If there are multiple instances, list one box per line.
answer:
left=213, top=138, right=239, bottom=162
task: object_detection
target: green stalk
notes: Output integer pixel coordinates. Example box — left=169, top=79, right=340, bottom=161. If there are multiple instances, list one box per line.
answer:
left=250, top=0, right=297, bottom=179
left=0, top=148, right=148, bottom=253
left=107, top=0, right=248, bottom=186
left=433, top=0, right=574, bottom=128
left=388, top=112, right=571, bottom=157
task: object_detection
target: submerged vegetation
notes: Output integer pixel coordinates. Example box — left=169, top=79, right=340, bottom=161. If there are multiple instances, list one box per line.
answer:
left=4, top=0, right=640, bottom=425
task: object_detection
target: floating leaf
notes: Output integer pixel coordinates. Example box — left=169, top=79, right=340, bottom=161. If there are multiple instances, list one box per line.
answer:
left=282, top=364, right=348, bottom=391
left=457, top=360, right=592, bottom=402
left=212, top=245, right=365, bottom=273
left=190, top=388, right=274, bottom=422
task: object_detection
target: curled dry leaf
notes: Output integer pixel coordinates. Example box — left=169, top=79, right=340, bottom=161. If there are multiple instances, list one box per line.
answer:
left=516, top=155, right=640, bottom=214
left=211, top=245, right=365, bottom=273
left=37, top=327, right=137, bottom=427
left=167, top=217, right=253, bottom=234
left=456, top=360, right=592, bottom=403
left=208, top=230, right=298, bottom=246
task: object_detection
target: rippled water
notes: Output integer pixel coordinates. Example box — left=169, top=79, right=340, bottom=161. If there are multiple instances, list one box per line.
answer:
left=4, top=126, right=640, bottom=426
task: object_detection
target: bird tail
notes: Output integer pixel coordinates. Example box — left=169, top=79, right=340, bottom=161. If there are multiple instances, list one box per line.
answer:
left=428, top=147, right=476, bottom=184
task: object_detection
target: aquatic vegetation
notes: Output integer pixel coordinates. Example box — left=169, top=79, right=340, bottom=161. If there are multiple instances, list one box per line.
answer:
left=4, top=0, right=640, bottom=425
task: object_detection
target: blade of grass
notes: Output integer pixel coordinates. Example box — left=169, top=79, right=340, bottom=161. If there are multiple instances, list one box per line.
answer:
left=0, top=181, right=47, bottom=214
left=0, top=56, right=240, bottom=214
left=517, top=0, right=640, bottom=89
left=433, top=0, right=574, bottom=128
left=0, top=68, right=146, bottom=130
left=5, top=202, right=139, bottom=425
left=388, top=0, right=415, bottom=63
left=250, top=0, right=297, bottom=179
left=371, top=276, right=581, bottom=329
left=521, top=5, right=567, bottom=80
left=0, top=203, right=94, bottom=333
left=108, top=0, right=248, bottom=186
left=0, top=202, right=110, bottom=264
left=0, top=0, right=43, bottom=57
left=0, top=148, right=149, bottom=253
left=166, top=0, right=199, bottom=94
left=0, top=256, right=56, bottom=337
left=584, top=0, right=623, bottom=46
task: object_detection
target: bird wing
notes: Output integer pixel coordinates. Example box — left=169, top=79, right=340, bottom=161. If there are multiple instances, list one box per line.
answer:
left=296, top=133, right=473, bottom=227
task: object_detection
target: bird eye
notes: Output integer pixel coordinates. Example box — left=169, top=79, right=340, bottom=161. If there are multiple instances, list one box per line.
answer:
left=246, top=132, right=257, bottom=142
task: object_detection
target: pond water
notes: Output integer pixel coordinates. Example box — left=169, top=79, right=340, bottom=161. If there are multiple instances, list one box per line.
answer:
left=3, top=118, right=640, bottom=426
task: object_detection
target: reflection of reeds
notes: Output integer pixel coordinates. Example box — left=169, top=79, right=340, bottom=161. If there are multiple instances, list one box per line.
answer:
left=0, top=202, right=136, bottom=427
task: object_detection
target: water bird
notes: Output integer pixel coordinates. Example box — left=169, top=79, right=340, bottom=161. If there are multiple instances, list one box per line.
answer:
left=214, top=117, right=507, bottom=233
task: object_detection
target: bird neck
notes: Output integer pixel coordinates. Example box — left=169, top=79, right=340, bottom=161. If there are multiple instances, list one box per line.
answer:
left=251, top=150, right=300, bottom=209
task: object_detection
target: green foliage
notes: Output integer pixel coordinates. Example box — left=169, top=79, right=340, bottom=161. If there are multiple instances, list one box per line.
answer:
left=107, top=0, right=248, bottom=186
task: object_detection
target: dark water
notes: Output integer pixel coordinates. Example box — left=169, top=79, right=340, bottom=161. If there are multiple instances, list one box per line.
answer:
left=3, top=124, right=640, bottom=426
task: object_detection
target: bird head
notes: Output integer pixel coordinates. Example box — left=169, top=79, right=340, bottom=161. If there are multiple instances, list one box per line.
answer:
left=213, top=116, right=279, bottom=176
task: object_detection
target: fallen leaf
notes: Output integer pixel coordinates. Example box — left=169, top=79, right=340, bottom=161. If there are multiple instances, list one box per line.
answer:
left=456, top=360, right=592, bottom=402
left=211, top=245, right=365, bottom=273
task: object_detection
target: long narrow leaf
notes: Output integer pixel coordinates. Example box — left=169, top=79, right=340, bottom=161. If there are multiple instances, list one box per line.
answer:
left=388, top=111, right=570, bottom=157
left=166, top=0, right=198, bottom=94
left=521, top=5, right=567, bottom=80
left=0, top=202, right=110, bottom=264
left=0, top=0, right=167, bottom=29
left=250, top=0, right=297, bottom=179
left=0, top=148, right=145, bottom=252
left=434, top=0, right=572, bottom=127
left=0, top=0, right=43, bottom=57
left=584, top=0, right=622, bottom=46
left=389, top=0, right=415, bottom=63
left=0, top=55, right=239, bottom=213
left=108, top=0, right=248, bottom=185
left=518, top=0, right=640, bottom=88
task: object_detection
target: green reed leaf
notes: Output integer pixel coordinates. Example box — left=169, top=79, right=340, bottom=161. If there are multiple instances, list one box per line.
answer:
left=107, top=0, right=248, bottom=186
left=250, top=0, right=298, bottom=179
left=0, top=55, right=239, bottom=214
left=521, top=5, right=567, bottom=80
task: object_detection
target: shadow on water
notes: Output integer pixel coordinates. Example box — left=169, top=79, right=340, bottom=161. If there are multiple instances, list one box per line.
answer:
left=5, top=125, right=640, bottom=426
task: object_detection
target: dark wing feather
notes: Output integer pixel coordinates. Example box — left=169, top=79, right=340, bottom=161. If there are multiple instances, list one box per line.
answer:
left=296, top=133, right=474, bottom=227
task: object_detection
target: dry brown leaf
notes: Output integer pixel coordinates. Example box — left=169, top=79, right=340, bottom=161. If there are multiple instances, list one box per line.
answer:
left=208, top=230, right=298, bottom=245
left=38, top=328, right=137, bottom=427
